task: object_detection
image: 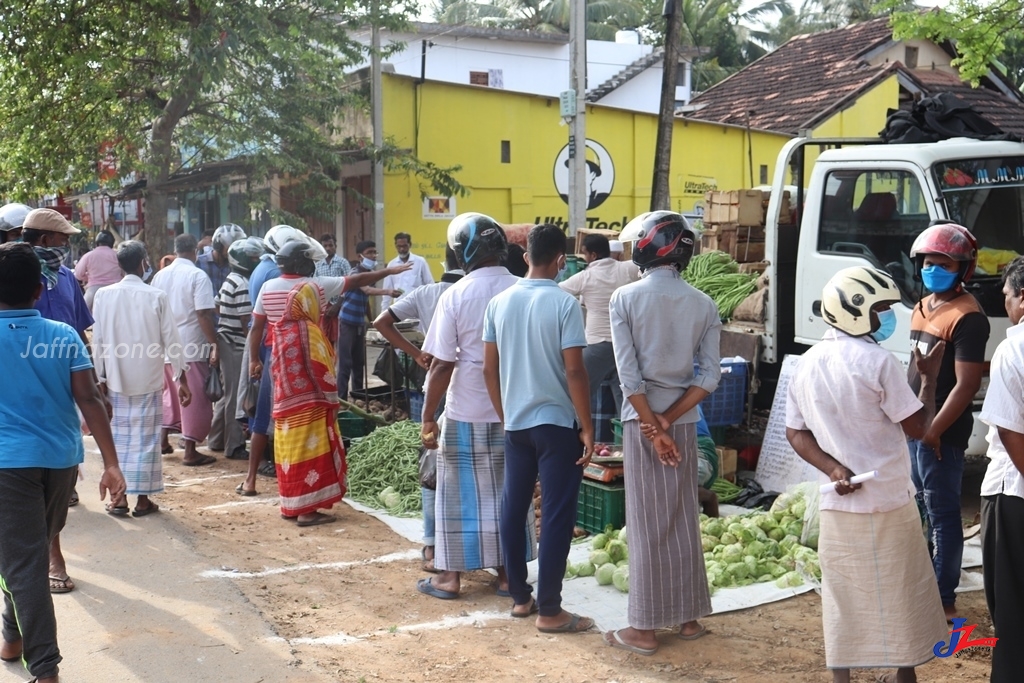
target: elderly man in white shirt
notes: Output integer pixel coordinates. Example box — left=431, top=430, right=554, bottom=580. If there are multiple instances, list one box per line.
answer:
left=93, top=241, right=191, bottom=517
left=151, top=233, right=220, bottom=467
left=382, top=232, right=434, bottom=309
left=979, top=256, right=1024, bottom=683
left=560, top=233, right=639, bottom=420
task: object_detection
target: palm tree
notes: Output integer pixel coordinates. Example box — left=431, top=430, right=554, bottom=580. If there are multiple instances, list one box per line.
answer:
left=430, top=0, right=647, bottom=40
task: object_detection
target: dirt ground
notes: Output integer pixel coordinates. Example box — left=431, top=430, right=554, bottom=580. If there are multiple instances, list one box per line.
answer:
left=153, top=448, right=994, bottom=683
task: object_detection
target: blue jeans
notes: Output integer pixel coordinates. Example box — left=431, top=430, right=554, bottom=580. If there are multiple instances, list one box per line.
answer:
left=909, top=439, right=964, bottom=606
left=501, top=424, right=584, bottom=617
left=422, top=487, right=435, bottom=546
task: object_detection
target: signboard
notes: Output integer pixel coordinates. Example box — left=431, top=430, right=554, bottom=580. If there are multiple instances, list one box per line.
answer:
left=423, top=196, right=456, bottom=220
left=753, top=355, right=821, bottom=493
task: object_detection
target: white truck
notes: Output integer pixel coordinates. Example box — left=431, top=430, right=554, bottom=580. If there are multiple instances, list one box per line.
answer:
left=733, top=136, right=1022, bottom=455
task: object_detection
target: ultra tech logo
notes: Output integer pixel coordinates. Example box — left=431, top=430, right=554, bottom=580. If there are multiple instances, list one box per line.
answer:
left=933, top=618, right=998, bottom=658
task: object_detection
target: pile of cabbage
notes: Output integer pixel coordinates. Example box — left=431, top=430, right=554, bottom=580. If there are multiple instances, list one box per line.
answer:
left=565, top=526, right=630, bottom=593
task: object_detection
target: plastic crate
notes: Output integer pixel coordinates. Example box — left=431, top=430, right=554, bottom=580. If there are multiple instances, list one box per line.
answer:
left=698, top=360, right=748, bottom=426
left=576, top=480, right=626, bottom=534
left=408, top=391, right=425, bottom=423
left=610, top=418, right=623, bottom=447
left=337, top=411, right=375, bottom=439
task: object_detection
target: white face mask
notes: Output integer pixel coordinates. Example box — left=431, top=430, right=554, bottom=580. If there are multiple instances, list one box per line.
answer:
left=361, top=256, right=376, bottom=270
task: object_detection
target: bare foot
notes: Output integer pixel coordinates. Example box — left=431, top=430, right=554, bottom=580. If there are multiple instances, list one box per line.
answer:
left=0, top=637, right=21, bottom=661
left=429, top=571, right=460, bottom=594
left=943, top=604, right=958, bottom=622
left=605, top=626, right=657, bottom=651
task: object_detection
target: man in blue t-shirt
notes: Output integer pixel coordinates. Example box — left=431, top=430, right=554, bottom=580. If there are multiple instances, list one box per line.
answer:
left=482, top=223, right=595, bottom=634
left=0, top=243, right=125, bottom=683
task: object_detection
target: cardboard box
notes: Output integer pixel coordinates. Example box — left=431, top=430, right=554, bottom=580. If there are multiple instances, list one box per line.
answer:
left=734, top=239, right=765, bottom=263
left=575, top=227, right=631, bottom=259
left=737, top=190, right=765, bottom=227
left=716, top=446, right=738, bottom=480
left=701, top=225, right=736, bottom=255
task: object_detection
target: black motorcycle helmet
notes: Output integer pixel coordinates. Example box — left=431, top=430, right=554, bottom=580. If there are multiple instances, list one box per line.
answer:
left=446, top=212, right=508, bottom=272
left=620, top=211, right=696, bottom=271
left=275, top=239, right=317, bottom=277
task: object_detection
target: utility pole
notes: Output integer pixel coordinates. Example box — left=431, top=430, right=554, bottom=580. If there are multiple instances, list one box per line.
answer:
left=650, top=0, right=683, bottom=211
left=371, top=0, right=385, bottom=252
left=567, top=0, right=587, bottom=237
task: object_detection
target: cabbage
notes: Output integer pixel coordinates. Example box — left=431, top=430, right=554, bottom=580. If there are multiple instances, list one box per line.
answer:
left=791, top=500, right=807, bottom=518
left=590, top=550, right=611, bottom=567
left=743, top=555, right=758, bottom=575
left=701, top=535, right=718, bottom=552
left=720, top=532, right=738, bottom=546
left=775, top=571, right=803, bottom=588
left=702, top=519, right=725, bottom=538
left=612, top=566, right=629, bottom=593
left=596, top=563, right=617, bottom=586
left=564, top=563, right=578, bottom=579
left=591, top=533, right=609, bottom=550
left=756, top=574, right=773, bottom=583
left=616, top=559, right=629, bottom=568
left=779, top=535, right=800, bottom=553
left=378, top=486, right=401, bottom=509
left=618, top=526, right=627, bottom=545
left=721, top=543, right=744, bottom=564
left=726, top=562, right=749, bottom=579
left=769, top=563, right=788, bottom=578
left=781, top=515, right=797, bottom=526
left=576, top=562, right=596, bottom=577
left=768, top=527, right=786, bottom=542
left=756, top=515, right=778, bottom=532
left=744, top=540, right=766, bottom=559
left=785, top=521, right=804, bottom=538
left=606, top=540, right=627, bottom=563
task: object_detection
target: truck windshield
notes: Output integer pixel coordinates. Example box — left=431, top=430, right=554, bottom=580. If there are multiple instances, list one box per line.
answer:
left=934, top=157, right=1024, bottom=315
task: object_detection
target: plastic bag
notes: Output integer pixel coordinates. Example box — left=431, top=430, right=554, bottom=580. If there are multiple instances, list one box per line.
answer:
left=204, top=364, right=224, bottom=402
left=419, top=447, right=437, bottom=490
left=242, top=378, right=260, bottom=417
left=769, top=481, right=821, bottom=549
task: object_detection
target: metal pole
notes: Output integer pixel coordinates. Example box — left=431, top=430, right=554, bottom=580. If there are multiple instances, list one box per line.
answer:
left=568, top=0, right=587, bottom=238
left=371, top=0, right=385, bottom=252
left=651, top=0, right=684, bottom=211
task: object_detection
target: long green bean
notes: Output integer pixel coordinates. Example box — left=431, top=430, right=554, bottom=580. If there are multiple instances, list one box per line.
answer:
left=683, top=251, right=758, bottom=320
left=346, top=420, right=423, bottom=516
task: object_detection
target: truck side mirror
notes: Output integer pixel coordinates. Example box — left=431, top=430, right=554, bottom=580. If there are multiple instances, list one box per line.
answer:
left=812, top=300, right=822, bottom=317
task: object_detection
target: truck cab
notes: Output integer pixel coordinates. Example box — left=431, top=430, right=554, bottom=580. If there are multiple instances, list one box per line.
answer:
left=761, top=137, right=1024, bottom=455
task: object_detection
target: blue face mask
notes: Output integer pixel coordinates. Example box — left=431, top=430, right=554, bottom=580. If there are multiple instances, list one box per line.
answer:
left=361, top=257, right=376, bottom=270
left=871, top=309, right=897, bottom=342
left=921, top=264, right=959, bottom=293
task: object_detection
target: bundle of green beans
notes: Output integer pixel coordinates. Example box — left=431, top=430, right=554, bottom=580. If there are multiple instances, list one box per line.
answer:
left=710, top=477, right=743, bottom=503
left=346, top=420, right=423, bottom=516
left=683, top=251, right=759, bottom=320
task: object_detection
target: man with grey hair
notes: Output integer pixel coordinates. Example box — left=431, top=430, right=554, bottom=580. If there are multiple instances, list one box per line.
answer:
left=151, top=234, right=219, bottom=466
left=92, top=242, right=192, bottom=516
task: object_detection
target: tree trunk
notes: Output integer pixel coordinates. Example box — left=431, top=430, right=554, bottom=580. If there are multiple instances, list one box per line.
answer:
left=650, top=0, right=684, bottom=212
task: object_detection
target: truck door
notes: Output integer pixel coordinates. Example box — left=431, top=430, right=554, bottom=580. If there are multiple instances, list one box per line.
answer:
left=794, top=163, right=934, bottom=361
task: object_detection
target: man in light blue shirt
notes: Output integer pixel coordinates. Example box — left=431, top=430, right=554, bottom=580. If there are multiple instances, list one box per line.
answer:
left=482, top=223, right=595, bottom=634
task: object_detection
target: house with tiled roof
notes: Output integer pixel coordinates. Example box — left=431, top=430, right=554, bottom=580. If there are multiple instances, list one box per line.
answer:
left=682, top=17, right=1024, bottom=138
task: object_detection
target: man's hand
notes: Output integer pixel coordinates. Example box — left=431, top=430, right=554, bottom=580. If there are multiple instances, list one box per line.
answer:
left=640, top=413, right=671, bottom=440
left=99, top=464, right=127, bottom=502
left=913, top=340, right=946, bottom=382
left=386, top=262, right=414, bottom=276
left=421, top=420, right=440, bottom=450
left=249, top=360, right=263, bottom=379
left=653, top=432, right=681, bottom=467
left=829, top=464, right=861, bottom=496
left=388, top=289, right=402, bottom=299
left=209, top=344, right=220, bottom=368
left=414, top=351, right=434, bottom=371
left=577, top=428, right=595, bottom=466
left=178, top=382, right=193, bottom=408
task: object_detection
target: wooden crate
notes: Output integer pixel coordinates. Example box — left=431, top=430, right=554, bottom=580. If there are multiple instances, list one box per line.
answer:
left=700, top=224, right=736, bottom=256
left=734, top=239, right=765, bottom=263
left=574, top=227, right=631, bottom=259
left=717, top=446, right=738, bottom=480
left=706, top=190, right=766, bottom=226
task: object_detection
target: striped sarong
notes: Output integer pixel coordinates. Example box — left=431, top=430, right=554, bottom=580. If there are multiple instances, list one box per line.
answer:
left=110, top=390, right=164, bottom=495
left=274, top=405, right=346, bottom=517
left=820, top=501, right=947, bottom=669
left=435, top=418, right=535, bottom=572
left=624, top=420, right=711, bottom=630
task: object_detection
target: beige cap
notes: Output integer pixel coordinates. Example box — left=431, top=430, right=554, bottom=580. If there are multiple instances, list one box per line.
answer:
left=23, top=208, right=80, bottom=235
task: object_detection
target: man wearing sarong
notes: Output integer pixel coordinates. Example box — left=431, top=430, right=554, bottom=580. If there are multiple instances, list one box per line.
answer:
left=93, top=241, right=191, bottom=516
left=786, top=266, right=947, bottom=683
left=152, top=233, right=219, bottom=466
left=979, top=255, right=1024, bottom=683
left=417, top=212, right=535, bottom=600
left=605, top=211, right=719, bottom=655
left=269, top=282, right=347, bottom=526
left=483, top=223, right=595, bottom=633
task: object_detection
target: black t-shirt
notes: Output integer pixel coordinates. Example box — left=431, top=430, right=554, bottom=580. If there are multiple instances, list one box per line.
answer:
left=908, top=291, right=990, bottom=449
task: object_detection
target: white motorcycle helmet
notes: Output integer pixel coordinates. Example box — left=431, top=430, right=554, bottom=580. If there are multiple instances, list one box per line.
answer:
left=263, top=224, right=326, bottom=261
left=212, top=223, right=246, bottom=250
left=820, top=266, right=901, bottom=337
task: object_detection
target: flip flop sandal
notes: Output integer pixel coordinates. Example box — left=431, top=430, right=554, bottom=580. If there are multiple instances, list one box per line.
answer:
left=537, top=613, right=594, bottom=634
left=678, top=624, right=708, bottom=641
left=182, top=454, right=217, bottom=467
left=496, top=588, right=512, bottom=598
left=106, top=503, right=130, bottom=516
left=296, top=513, right=336, bottom=527
left=257, top=461, right=278, bottom=477
left=161, top=445, right=174, bottom=455
left=226, top=448, right=250, bottom=461
left=604, top=629, right=658, bottom=655
left=68, top=491, right=79, bottom=507
left=281, top=514, right=298, bottom=521
left=48, top=576, right=75, bottom=594
left=511, top=599, right=539, bottom=618
left=416, top=577, right=459, bottom=600
left=235, top=483, right=258, bottom=497
left=132, top=503, right=160, bottom=517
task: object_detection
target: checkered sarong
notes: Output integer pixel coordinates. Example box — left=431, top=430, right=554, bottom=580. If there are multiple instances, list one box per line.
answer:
left=434, top=418, right=535, bottom=572
left=110, top=390, right=164, bottom=495
left=592, top=381, right=617, bottom=444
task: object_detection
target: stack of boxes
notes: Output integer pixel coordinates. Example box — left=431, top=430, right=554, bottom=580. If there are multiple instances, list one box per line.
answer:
left=700, top=189, right=793, bottom=264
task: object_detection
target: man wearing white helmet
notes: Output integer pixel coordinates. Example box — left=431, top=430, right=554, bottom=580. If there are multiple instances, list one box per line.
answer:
left=0, top=202, right=31, bottom=244
left=785, top=266, right=948, bottom=683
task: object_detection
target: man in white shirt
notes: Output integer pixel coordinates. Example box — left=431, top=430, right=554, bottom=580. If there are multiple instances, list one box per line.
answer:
left=93, top=241, right=191, bottom=516
left=560, top=234, right=639, bottom=420
left=151, top=233, right=219, bottom=466
left=382, top=232, right=434, bottom=309
left=979, top=256, right=1024, bottom=683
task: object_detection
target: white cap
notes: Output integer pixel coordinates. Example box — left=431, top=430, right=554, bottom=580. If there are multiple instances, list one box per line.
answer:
left=609, top=240, right=624, bottom=253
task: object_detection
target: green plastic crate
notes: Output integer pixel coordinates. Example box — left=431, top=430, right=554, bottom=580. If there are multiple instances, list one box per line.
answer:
left=611, top=418, right=623, bottom=447
left=576, top=480, right=626, bottom=534
left=337, top=411, right=375, bottom=439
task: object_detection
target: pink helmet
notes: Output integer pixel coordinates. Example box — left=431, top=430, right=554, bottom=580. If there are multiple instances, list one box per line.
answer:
left=910, top=223, right=979, bottom=283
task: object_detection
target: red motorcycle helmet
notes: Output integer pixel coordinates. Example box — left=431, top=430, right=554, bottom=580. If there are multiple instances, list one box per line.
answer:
left=619, top=211, right=696, bottom=271
left=910, top=222, right=979, bottom=283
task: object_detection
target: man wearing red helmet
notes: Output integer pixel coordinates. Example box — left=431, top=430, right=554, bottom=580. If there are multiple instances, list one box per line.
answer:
left=907, top=222, right=990, bottom=621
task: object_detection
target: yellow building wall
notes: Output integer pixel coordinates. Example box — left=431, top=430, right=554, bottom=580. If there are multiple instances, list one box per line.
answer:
left=812, top=75, right=899, bottom=138
left=380, top=75, right=791, bottom=274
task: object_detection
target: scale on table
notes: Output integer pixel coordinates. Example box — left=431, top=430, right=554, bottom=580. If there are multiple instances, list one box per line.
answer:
left=585, top=451, right=624, bottom=483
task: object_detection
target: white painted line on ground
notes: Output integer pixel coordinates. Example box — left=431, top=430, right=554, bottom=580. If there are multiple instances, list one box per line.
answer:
left=201, top=498, right=281, bottom=510
left=283, top=610, right=513, bottom=646
left=201, top=548, right=420, bottom=579
left=166, top=473, right=245, bottom=487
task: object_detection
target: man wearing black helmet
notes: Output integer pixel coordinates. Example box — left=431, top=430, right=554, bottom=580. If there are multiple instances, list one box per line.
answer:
left=605, top=211, right=720, bottom=655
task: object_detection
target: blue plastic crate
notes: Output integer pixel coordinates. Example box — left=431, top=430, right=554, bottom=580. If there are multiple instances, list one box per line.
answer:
left=698, top=361, right=748, bottom=426
left=408, top=390, right=425, bottom=423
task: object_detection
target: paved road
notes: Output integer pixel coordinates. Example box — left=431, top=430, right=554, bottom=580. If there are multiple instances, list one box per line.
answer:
left=0, top=489, right=327, bottom=683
